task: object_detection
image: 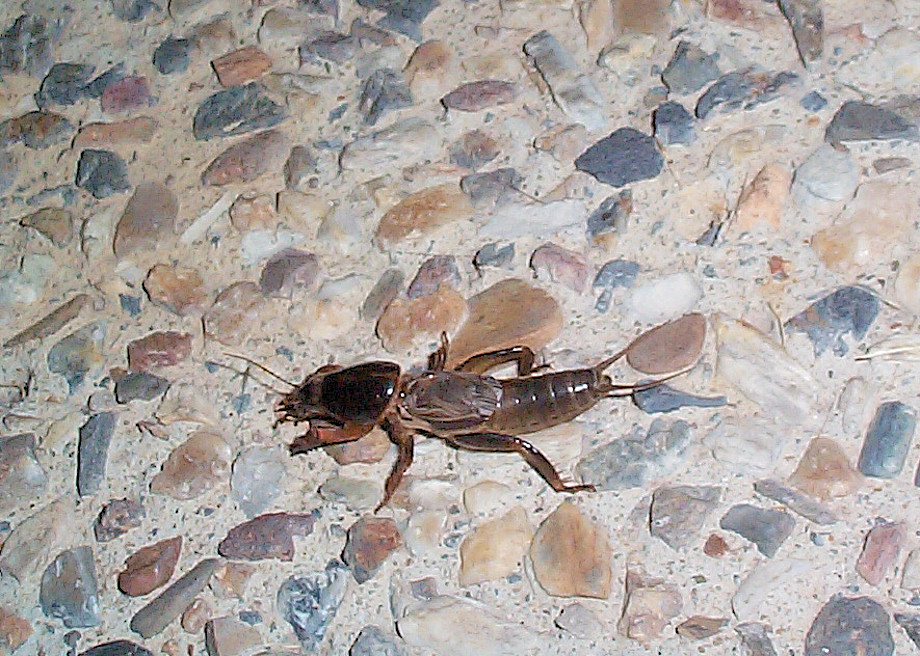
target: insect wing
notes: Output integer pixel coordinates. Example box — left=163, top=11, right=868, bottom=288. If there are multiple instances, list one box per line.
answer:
left=404, top=372, right=502, bottom=431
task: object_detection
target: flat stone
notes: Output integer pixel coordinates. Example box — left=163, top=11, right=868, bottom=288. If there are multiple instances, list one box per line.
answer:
left=259, top=249, right=320, bottom=297
left=449, top=129, right=499, bottom=170
left=894, top=613, right=920, bottom=650
left=530, top=243, right=588, bottom=293
left=204, top=616, right=261, bottom=656
left=696, top=70, right=799, bottom=119
left=324, top=427, right=391, bottom=464
left=212, top=46, right=271, bottom=87
left=577, top=419, right=691, bottom=490
left=650, top=485, right=721, bottom=550
left=0, top=434, right=47, bottom=513
left=407, top=255, right=460, bottom=298
left=77, top=411, right=116, bottom=496
left=460, top=168, right=522, bottom=210
left=733, top=557, right=810, bottom=619
left=459, top=506, right=532, bottom=586
left=203, top=281, right=266, bottom=347
left=75, top=149, right=130, bottom=199
left=753, top=479, right=837, bottom=524
left=719, top=504, right=795, bottom=557
left=230, top=446, right=287, bottom=517
left=5, top=292, right=87, bottom=347
left=342, top=516, right=402, bottom=583
left=376, top=283, right=467, bottom=352
left=473, top=242, right=514, bottom=270
left=192, top=83, right=286, bottom=140
left=376, top=183, right=474, bottom=247
left=101, top=76, right=154, bottom=113
left=39, top=546, right=100, bottom=628
left=361, top=268, right=404, bottom=321
left=150, top=431, right=231, bottom=500
left=778, top=0, right=822, bottom=65
left=626, top=312, right=706, bottom=375
left=856, top=520, right=905, bottom=586
left=300, top=31, right=356, bottom=65
left=277, top=561, right=349, bottom=652
left=144, top=264, right=208, bottom=315
left=633, top=384, right=726, bottom=414
left=0, top=498, right=77, bottom=582
left=0, top=14, right=55, bottom=77
left=118, top=536, right=182, bottom=596
left=201, top=129, right=289, bottom=186
left=35, top=62, right=95, bottom=107
left=47, top=321, right=106, bottom=393
left=785, top=286, right=879, bottom=357
left=661, top=41, right=721, bottom=94
left=825, top=101, right=918, bottom=143
left=530, top=501, right=611, bottom=598
left=734, top=163, right=790, bottom=231
left=153, top=36, right=193, bottom=75
left=127, top=331, right=192, bottom=371
left=350, top=625, right=408, bottom=656
left=0, top=111, right=72, bottom=149
left=442, top=80, right=516, bottom=112
left=359, top=68, right=412, bottom=125
left=554, top=603, right=603, bottom=639
left=218, top=512, right=316, bottom=561
left=114, top=182, right=178, bottom=258
left=677, top=616, right=729, bottom=640
left=858, top=401, right=917, bottom=478
left=792, top=144, right=859, bottom=202
left=653, top=101, right=695, bottom=145
left=74, top=117, right=158, bottom=147
left=617, top=566, right=682, bottom=644
left=805, top=596, right=893, bottom=656
left=19, top=206, right=73, bottom=246
left=130, top=558, right=221, bottom=638
left=576, top=128, right=663, bottom=187
left=94, top=497, right=145, bottom=542
left=445, top=279, right=562, bottom=368
left=356, top=0, right=438, bottom=41
left=789, top=437, right=862, bottom=500
left=340, top=117, right=439, bottom=171
left=0, top=606, right=33, bottom=655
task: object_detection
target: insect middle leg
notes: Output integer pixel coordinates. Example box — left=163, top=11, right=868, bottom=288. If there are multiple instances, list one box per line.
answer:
left=442, top=432, right=595, bottom=493
left=377, top=413, right=415, bottom=511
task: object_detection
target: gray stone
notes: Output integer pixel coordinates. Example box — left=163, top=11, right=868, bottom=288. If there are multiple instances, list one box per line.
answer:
left=784, top=286, right=879, bottom=357
left=735, top=622, right=778, bottom=656
left=359, top=68, right=412, bottom=125
left=259, top=249, right=320, bottom=297
left=653, top=101, right=695, bottom=145
left=47, top=321, right=105, bottom=393
left=152, top=36, right=192, bottom=75
left=586, top=191, right=632, bottom=239
left=473, top=242, right=514, bottom=270
left=75, top=149, right=130, bottom=198
left=650, top=485, right=721, bottom=550
left=805, top=596, right=893, bottom=656
left=575, top=128, right=663, bottom=188
left=0, top=14, right=56, bottom=77
left=634, top=384, right=727, bottom=414
left=350, top=625, right=408, bottom=656
left=826, top=101, right=919, bottom=143
left=115, top=371, right=169, bottom=403
left=80, top=640, right=153, bottom=656
left=192, top=83, right=286, bottom=141
left=778, top=0, right=822, bottom=66
left=576, top=419, right=691, bottom=490
left=0, top=433, right=47, bottom=513
left=40, top=546, right=100, bottom=628
left=792, top=144, right=859, bottom=201
left=35, top=62, right=94, bottom=107
left=800, top=90, right=827, bottom=111
left=111, top=0, right=160, bottom=22
left=661, top=41, right=721, bottom=94
left=696, top=70, right=799, bottom=119
left=94, top=497, right=145, bottom=542
left=130, top=558, right=221, bottom=638
left=753, top=479, right=837, bottom=524
left=300, top=32, right=356, bottom=65
left=407, top=255, right=460, bottom=298
left=284, top=145, right=318, bottom=190
left=460, top=168, right=523, bottom=209
left=0, top=149, right=17, bottom=192
left=277, top=560, right=349, bottom=651
left=356, top=0, right=439, bottom=41
left=82, top=63, right=126, bottom=99
left=77, top=411, right=116, bottom=496
left=230, top=446, right=286, bottom=517
left=894, top=613, right=920, bottom=650
left=593, top=259, right=639, bottom=289
left=719, top=504, right=795, bottom=557
left=858, top=401, right=916, bottom=479
left=0, top=111, right=73, bottom=150
left=361, top=268, right=403, bottom=320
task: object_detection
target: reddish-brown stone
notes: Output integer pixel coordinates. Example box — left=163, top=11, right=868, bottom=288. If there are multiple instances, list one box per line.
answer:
left=212, top=46, right=272, bottom=87
left=342, top=516, right=402, bottom=583
left=118, top=536, right=182, bottom=597
left=127, top=331, right=192, bottom=371
left=218, top=512, right=316, bottom=561
left=101, top=76, right=154, bottom=113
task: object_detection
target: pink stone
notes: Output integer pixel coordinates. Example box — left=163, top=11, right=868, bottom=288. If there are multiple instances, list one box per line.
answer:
left=127, top=331, right=192, bottom=372
left=856, top=520, right=905, bottom=586
left=441, top=81, right=517, bottom=112
left=530, top=243, right=588, bottom=293
left=201, top=130, right=289, bottom=187
left=342, top=516, right=402, bottom=583
left=101, top=76, right=154, bottom=113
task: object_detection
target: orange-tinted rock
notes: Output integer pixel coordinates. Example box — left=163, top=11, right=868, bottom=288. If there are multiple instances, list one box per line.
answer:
left=614, top=0, right=670, bottom=34
left=530, top=502, right=611, bottom=598
left=734, top=163, right=790, bottom=231
left=0, top=606, right=32, bottom=653
left=74, top=117, right=158, bottom=147
left=210, top=562, right=255, bottom=599
left=117, top=536, right=182, bottom=597
left=203, top=282, right=266, bottom=346
left=617, top=566, right=682, bottom=644
left=325, top=427, right=391, bottom=464
left=441, top=81, right=517, bottom=112
left=229, top=193, right=277, bottom=232
left=19, top=207, right=73, bottom=246
left=375, top=184, right=473, bottom=247
left=144, top=264, right=209, bottom=316
left=201, top=129, right=289, bottom=186
left=114, top=183, right=179, bottom=258
left=445, top=279, right=562, bottom=368
left=212, top=46, right=272, bottom=87
left=626, top=313, right=706, bottom=375
left=181, top=598, right=211, bottom=633
left=676, top=616, right=729, bottom=640
left=856, top=521, right=905, bottom=586
left=127, top=331, right=192, bottom=372
left=218, top=512, right=316, bottom=561
left=788, top=437, right=863, bottom=500
left=204, top=616, right=261, bottom=655
left=459, top=507, right=532, bottom=586
left=703, top=533, right=729, bottom=557
left=404, top=40, right=454, bottom=85
left=150, top=431, right=231, bottom=500
left=342, top=516, right=402, bottom=583
left=376, top=285, right=467, bottom=352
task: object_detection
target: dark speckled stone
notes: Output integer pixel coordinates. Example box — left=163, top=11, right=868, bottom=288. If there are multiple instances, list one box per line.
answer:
left=858, top=401, right=917, bottom=479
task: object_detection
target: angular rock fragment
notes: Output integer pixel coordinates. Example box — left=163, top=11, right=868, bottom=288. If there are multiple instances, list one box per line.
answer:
left=350, top=625, right=408, bottom=656
left=192, top=83, right=286, bottom=140
left=47, top=321, right=106, bottom=393
left=361, top=268, right=404, bottom=321
left=719, top=504, right=795, bottom=557
left=342, top=516, right=402, bottom=583
left=0, top=434, right=47, bottom=512
left=0, top=111, right=72, bottom=149
left=858, top=401, right=917, bottom=478
left=356, top=0, right=438, bottom=41
left=778, top=0, right=823, bottom=66
left=459, top=507, right=532, bottom=586
left=575, top=128, right=663, bottom=187
left=407, top=255, right=460, bottom=298
left=75, top=116, right=158, bottom=147
left=626, top=312, right=705, bottom=375
left=39, top=546, right=100, bottom=628
left=653, top=101, right=695, bottom=145
left=450, top=129, right=499, bottom=170
left=359, top=68, right=412, bottom=125
left=18, top=206, right=73, bottom=246
left=218, top=512, right=316, bottom=561
left=375, top=183, right=473, bottom=246
left=101, top=75, right=154, bottom=113
left=661, top=41, right=721, bottom=94
left=586, top=190, right=632, bottom=240
left=231, top=446, right=286, bottom=517
left=785, top=286, right=879, bottom=357
left=650, top=485, right=721, bottom=550
left=696, top=69, right=799, bottom=119
left=77, top=411, right=116, bottom=497
left=753, top=478, right=836, bottom=524
left=340, top=117, right=439, bottom=170
left=0, top=498, right=77, bottom=582
left=75, top=149, right=131, bottom=199
left=789, top=437, right=862, bottom=500
left=203, top=282, right=266, bottom=347
left=277, top=561, right=349, bottom=652
left=856, top=520, right=904, bottom=586
left=677, top=616, right=729, bottom=640
left=442, top=81, right=516, bottom=112
left=130, top=558, right=221, bottom=638
left=127, top=331, right=191, bottom=371
left=895, top=613, right=920, bottom=650
left=473, top=242, right=514, bottom=270
left=617, top=566, right=682, bottom=644
left=734, top=163, right=790, bottom=231
left=633, top=384, right=727, bottom=414
left=732, top=558, right=810, bottom=619
left=114, top=182, right=178, bottom=258
left=530, top=502, right=611, bottom=598
left=212, top=46, right=271, bottom=87
left=35, top=62, right=95, bottom=107
left=736, top=622, right=778, bottom=656
left=150, top=431, right=231, bottom=500
left=825, top=101, right=918, bottom=143
left=0, top=14, right=55, bottom=77
left=804, top=596, right=893, bottom=656
left=529, top=243, right=588, bottom=293
left=118, top=536, right=182, bottom=597
left=153, top=36, right=192, bottom=75
left=143, top=264, right=208, bottom=315
left=204, top=616, right=261, bottom=655
left=5, top=294, right=87, bottom=349
left=0, top=605, right=33, bottom=655
left=460, top=168, right=522, bottom=210
left=94, top=497, right=145, bottom=542
left=258, top=249, right=320, bottom=298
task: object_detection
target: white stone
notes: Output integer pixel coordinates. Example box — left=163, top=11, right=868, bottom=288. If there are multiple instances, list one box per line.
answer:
left=732, top=558, right=810, bottom=619
left=791, top=144, right=859, bottom=204
left=239, top=229, right=305, bottom=267
left=230, top=446, right=286, bottom=518
left=902, top=548, right=920, bottom=591
left=463, top=480, right=514, bottom=515
left=627, top=272, right=702, bottom=323
left=478, top=199, right=586, bottom=239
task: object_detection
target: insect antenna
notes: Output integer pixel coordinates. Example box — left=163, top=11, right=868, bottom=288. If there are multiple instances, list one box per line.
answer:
left=222, top=353, right=298, bottom=391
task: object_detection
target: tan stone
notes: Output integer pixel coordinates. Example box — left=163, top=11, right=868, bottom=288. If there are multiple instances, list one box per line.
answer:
left=202, top=130, right=289, bottom=187
left=114, top=183, right=179, bottom=258
left=788, top=437, right=862, bottom=500
left=73, top=117, right=158, bottom=147
left=445, top=279, right=562, bottom=368
left=617, top=566, right=682, bottom=644
left=150, top=431, right=232, bottom=500
left=376, top=285, right=468, bottom=352
left=19, top=207, right=73, bottom=246
left=0, top=606, right=32, bottom=655
left=375, top=184, right=473, bottom=247
left=626, top=313, right=706, bottom=375
left=210, top=562, right=255, bottom=599
left=895, top=254, right=920, bottom=315
left=181, top=598, right=212, bottom=633
left=734, top=164, right=790, bottom=231
left=325, top=426, right=391, bottom=464
left=212, top=46, right=272, bottom=87
left=203, top=281, right=266, bottom=347
left=529, top=501, right=612, bottom=598
left=615, top=0, right=670, bottom=34
left=229, top=193, right=277, bottom=232
left=204, top=616, right=261, bottom=656
left=460, top=507, right=532, bottom=586
left=144, top=264, right=209, bottom=316
left=579, top=0, right=615, bottom=53
left=405, top=40, right=454, bottom=87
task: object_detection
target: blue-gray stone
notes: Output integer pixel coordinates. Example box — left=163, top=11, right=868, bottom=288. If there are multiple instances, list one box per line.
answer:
left=696, top=69, right=799, bottom=119
left=130, top=558, right=220, bottom=638
left=75, top=149, right=130, bottom=199
left=894, top=613, right=920, bottom=650
left=0, top=14, right=56, bottom=78
left=575, top=128, right=663, bottom=188
left=300, top=0, right=339, bottom=17
left=0, top=149, right=17, bottom=193
left=82, top=63, right=126, bottom=98
left=784, top=286, right=879, bottom=356
left=753, top=478, right=837, bottom=525
left=284, top=145, right=318, bottom=190
left=35, top=62, right=95, bottom=107
left=825, top=101, right=919, bottom=143
left=78, top=411, right=116, bottom=496
left=661, top=41, right=721, bottom=94
left=111, top=0, right=160, bottom=22
left=153, top=36, right=192, bottom=75
left=47, top=321, right=106, bottom=393
left=192, top=83, right=286, bottom=140
left=119, top=294, right=141, bottom=316
left=300, top=31, right=356, bottom=65
left=350, top=625, right=409, bottom=656
left=735, top=622, right=778, bottom=656
left=634, top=383, right=727, bottom=414
left=461, top=168, right=522, bottom=209
left=357, top=0, right=439, bottom=41
left=719, top=504, right=795, bottom=557
left=653, top=101, right=695, bottom=145
left=586, top=191, right=632, bottom=238
left=40, top=546, right=101, bottom=628
left=473, top=242, right=514, bottom=270
left=593, top=259, right=639, bottom=289
left=115, top=371, right=169, bottom=403
left=805, top=596, right=892, bottom=656
left=359, top=68, right=413, bottom=125
left=277, top=560, right=349, bottom=651
left=80, top=639, right=153, bottom=656
left=800, top=90, right=827, bottom=112
left=858, top=401, right=916, bottom=479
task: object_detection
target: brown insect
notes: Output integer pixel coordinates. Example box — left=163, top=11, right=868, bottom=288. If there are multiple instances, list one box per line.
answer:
left=244, top=331, right=689, bottom=511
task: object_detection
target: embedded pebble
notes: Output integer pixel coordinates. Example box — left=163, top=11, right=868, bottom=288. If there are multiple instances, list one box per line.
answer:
left=130, top=559, right=221, bottom=639
left=459, top=507, right=531, bottom=586
left=113, top=183, right=179, bottom=258
left=324, top=428, right=391, bottom=465
left=719, top=504, right=795, bottom=557
left=856, top=520, right=904, bottom=586
left=19, top=206, right=73, bottom=246
left=77, top=411, right=116, bottom=497
left=530, top=501, right=611, bottom=598
left=202, top=129, right=289, bottom=186
left=350, top=625, right=408, bottom=656
left=75, top=149, right=131, bottom=199
left=203, top=282, right=266, bottom=347
left=0, top=434, right=47, bottom=512
left=192, top=83, right=286, bottom=140
left=575, top=128, right=663, bottom=188
left=218, top=512, right=316, bottom=562
left=153, top=36, right=193, bottom=75
left=649, top=485, right=721, bottom=550
left=212, top=46, right=272, bottom=88
left=258, top=249, right=320, bottom=297
left=127, top=331, right=192, bottom=372
left=144, top=264, right=208, bottom=315
left=825, top=101, right=919, bottom=143
left=661, top=41, right=721, bottom=94
left=0, top=498, right=78, bottom=582
left=340, top=117, right=439, bottom=170
left=36, top=62, right=95, bottom=107
left=735, top=622, right=778, bottom=656
left=627, top=272, right=701, bottom=323
left=319, top=476, right=380, bottom=510
left=789, top=437, right=862, bottom=500
left=676, top=616, right=729, bottom=640
left=39, top=546, right=100, bottom=628
left=74, top=117, right=158, bottom=147
left=586, top=191, right=632, bottom=240
left=858, top=401, right=917, bottom=479
left=785, top=286, right=879, bottom=357
left=283, top=145, right=318, bottom=190
left=617, top=566, right=682, bottom=644
left=626, top=312, right=706, bottom=375
left=101, top=76, right=154, bottom=113
left=779, top=0, right=823, bottom=65
left=376, top=284, right=467, bottom=352
left=753, top=479, right=837, bottom=525
left=276, top=561, right=349, bottom=652
left=696, top=70, right=799, bottom=119
left=230, top=446, right=286, bottom=517
left=473, top=242, right=515, bottom=270
left=442, top=81, right=516, bottom=112
left=734, top=163, right=790, bottom=231
left=653, top=101, right=695, bottom=145
left=47, top=321, right=106, bottom=393
left=0, top=111, right=72, bottom=150
left=359, top=69, right=412, bottom=125
left=204, top=616, right=261, bottom=656
left=407, top=255, right=460, bottom=298
left=733, top=557, right=810, bottom=619
left=895, top=613, right=920, bottom=650
left=791, top=143, right=859, bottom=202
left=375, top=183, right=474, bottom=247
left=150, top=431, right=231, bottom=500
left=460, top=168, right=522, bottom=210
left=449, top=130, right=499, bottom=170
left=118, top=536, right=182, bottom=597
left=361, top=268, right=404, bottom=321
left=804, top=596, right=893, bottom=656
left=94, top=497, right=145, bottom=542
left=342, top=516, right=402, bottom=583
left=463, top=480, right=513, bottom=515
left=633, top=384, right=727, bottom=414
left=530, top=243, right=588, bottom=293
left=0, top=606, right=32, bottom=655
left=554, top=603, right=602, bottom=639
left=0, top=14, right=55, bottom=77
left=356, top=0, right=437, bottom=40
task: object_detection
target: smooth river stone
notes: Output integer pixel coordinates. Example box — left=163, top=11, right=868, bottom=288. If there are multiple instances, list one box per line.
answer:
left=203, top=281, right=266, bottom=347
left=375, top=183, right=474, bottom=247
left=0, top=498, right=78, bottom=582
left=39, top=546, right=100, bottom=628
left=626, top=312, right=706, bottom=374
left=201, top=129, right=289, bottom=186
left=0, top=433, right=47, bottom=512
left=805, top=596, right=893, bottom=656
left=858, top=401, right=917, bottom=478
left=459, top=506, right=532, bottom=586
left=376, top=285, right=467, bottom=352
left=789, top=437, right=862, bottom=500
left=118, top=536, right=182, bottom=596
left=150, top=431, right=231, bottom=500
left=130, top=558, right=221, bottom=638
